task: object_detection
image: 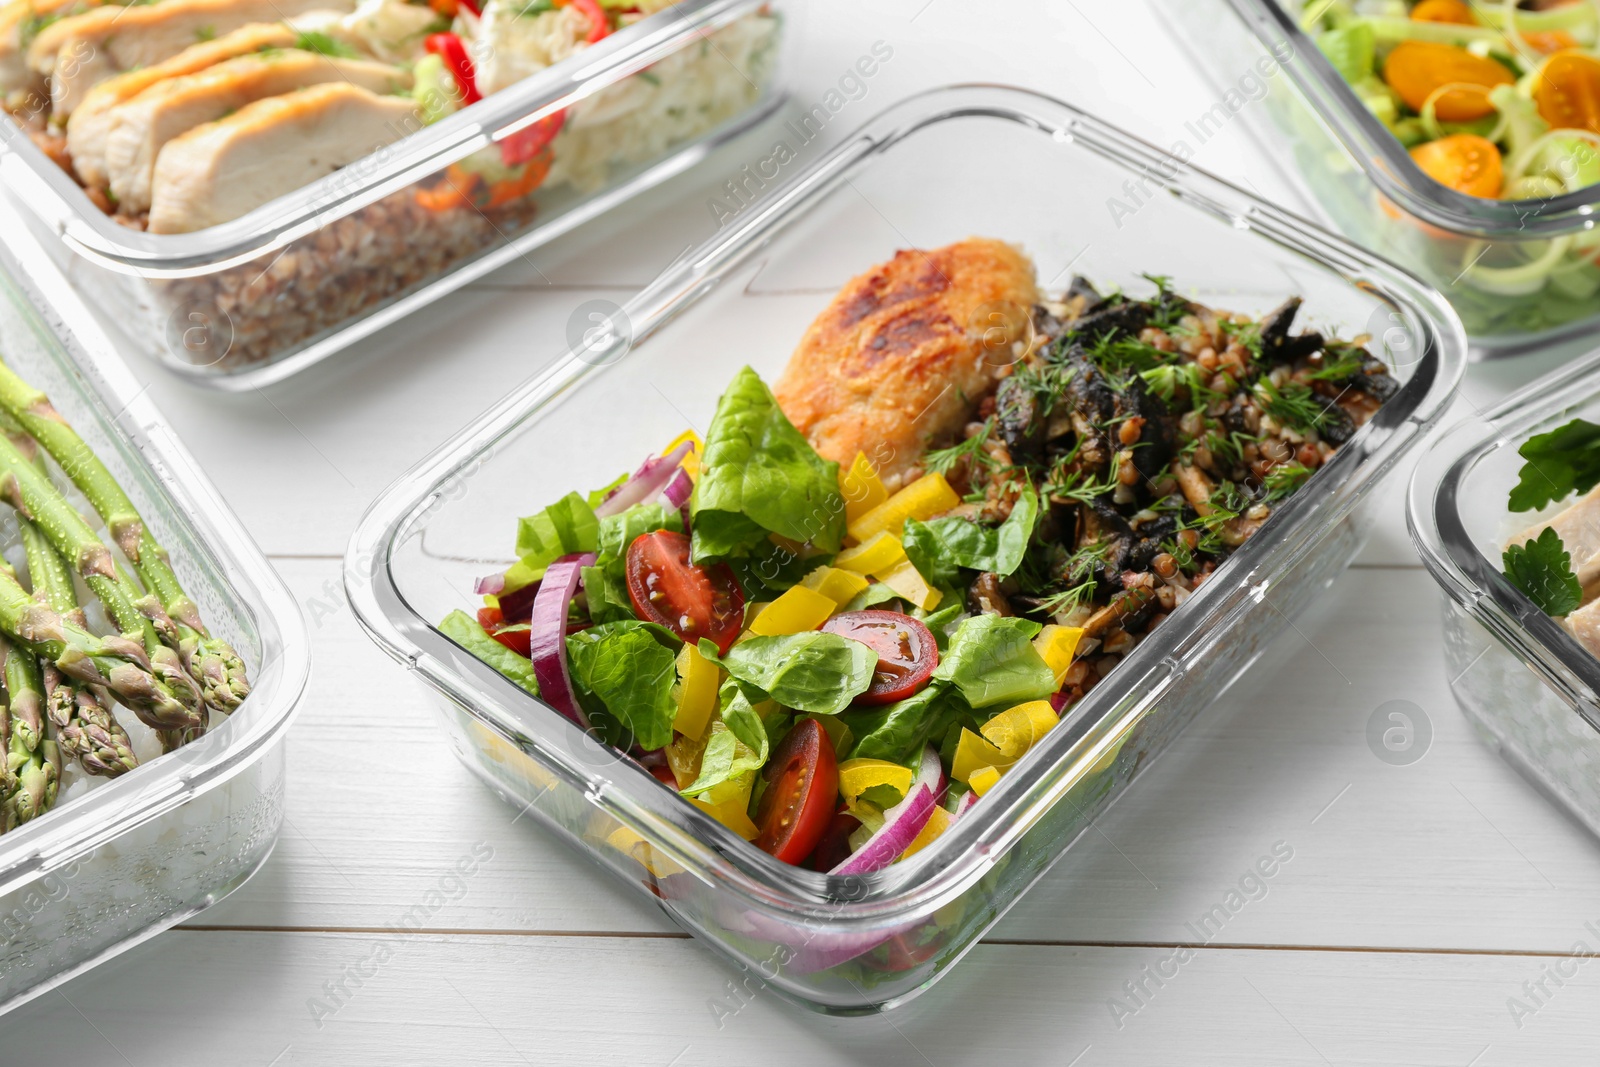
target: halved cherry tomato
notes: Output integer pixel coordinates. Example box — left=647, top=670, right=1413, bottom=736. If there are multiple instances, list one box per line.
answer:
left=1410, top=133, right=1503, bottom=198
left=820, top=610, right=938, bottom=706
left=804, top=807, right=861, bottom=872
left=477, top=605, right=504, bottom=631
left=1534, top=50, right=1600, bottom=135
left=753, top=718, right=838, bottom=864
left=625, top=530, right=745, bottom=655
left=1410, top=0, right=1475, bottom=24
left=648, top=762, right=678, bottom=788
left=1383, top=40, right=1513, bottom=122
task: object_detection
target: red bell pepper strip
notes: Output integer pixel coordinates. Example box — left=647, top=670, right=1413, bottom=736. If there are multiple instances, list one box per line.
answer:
left=425, top=32, right=482, bottom=105
left=457, top=0, right=481, bottom=15
left=557, top=0, right=610, bottom=43
left=500, top=110, right=565, bottom=166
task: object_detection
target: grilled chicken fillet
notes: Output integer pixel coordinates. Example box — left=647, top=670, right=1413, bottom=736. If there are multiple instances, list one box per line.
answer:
left=774, top=237, right=1039, bottom=490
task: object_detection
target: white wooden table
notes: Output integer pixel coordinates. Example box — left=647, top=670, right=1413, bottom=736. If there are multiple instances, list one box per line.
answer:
left=9, top=2, right=1600, bottom=1062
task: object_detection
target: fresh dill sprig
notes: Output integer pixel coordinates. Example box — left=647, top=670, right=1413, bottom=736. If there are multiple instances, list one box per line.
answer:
left=1262, top=462, right=1314, bottom=500
left=1220, top=318, right=1263, bottom=358
left=924, top=420, right=998, bottom=476
left=1254, top=378, right=1330, bottom=434
left=1307, top=346, right=1367, bottom=383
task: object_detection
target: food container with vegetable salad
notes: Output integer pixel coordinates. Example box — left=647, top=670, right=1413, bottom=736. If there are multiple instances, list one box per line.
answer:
left=1156, top=0, right=1600, bottom=355
left=346, top=85, right=1466, bottom=1013
left=1410, top=346, right=1600, bottom=841
left=0, top=194, right=308, bottom=1016
left=0, top=0, right=788, bottom=390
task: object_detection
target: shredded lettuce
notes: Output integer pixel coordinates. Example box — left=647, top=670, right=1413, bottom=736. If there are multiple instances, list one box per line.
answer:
left=681, top=680, right=772, bottom=796
left=440, top=610, right=539, bottom=695
left=566, top=621, right=681, bottom=750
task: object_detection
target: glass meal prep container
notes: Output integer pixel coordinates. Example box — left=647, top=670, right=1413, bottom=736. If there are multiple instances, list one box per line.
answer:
left=1156, top=0, right=1600, bottom=356
left=345, top=84, right=1467, bottom=1014
left=1411, top=348, right=1600, bottom=840
left=0, top=196, right=309, bottom=1016
left=0, top=0, right=789, bottom=391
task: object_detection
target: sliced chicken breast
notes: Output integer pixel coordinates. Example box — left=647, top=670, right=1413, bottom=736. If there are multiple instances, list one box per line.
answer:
left=105, top=50, right=407, bottom=213
left=29, top=0, right=352, bottom=115
left=0, top=0, right=98, bottom=88
left=1510, top=483, right=1600, bottom=596
left=64, top=16, right=343, bottom=187
left=774, top=238, right=1040, bottom=490
left=148, top=82, right=420, bottom=233
left=1564, top=597, right=1600, bottom=657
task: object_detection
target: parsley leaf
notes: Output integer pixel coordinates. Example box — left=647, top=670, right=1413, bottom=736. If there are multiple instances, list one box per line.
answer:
left=1502, top=526, right=1582, bottom=616
left=1509, top=417, right=1600, bottom=513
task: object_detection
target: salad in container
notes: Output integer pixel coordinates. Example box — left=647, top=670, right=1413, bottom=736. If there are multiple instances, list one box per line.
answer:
left=347, top=85, right=1465, bottom=1012
left=0, top=0, right=786, bottom=386
left=1157, top=0, right=1600, bottom=353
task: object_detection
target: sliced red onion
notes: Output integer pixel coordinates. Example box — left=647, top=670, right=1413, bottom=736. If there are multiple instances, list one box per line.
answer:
left=528, top=551, right=596, bottom=730
left=498, top=578, right=541, bottom=623
left=1049, top=690, right=1070, bottom=713
left=594, top=442, right=692, bottom=519
left=660, top=467, right=693, bottom=510
left=831, top=745, right=944, bottom=876
left=954, top=789, right=979, bottom=817
left=475, top=572, right=506, bottom=596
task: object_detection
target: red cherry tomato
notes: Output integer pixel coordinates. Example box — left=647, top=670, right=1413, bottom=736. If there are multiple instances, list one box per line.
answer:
left=477, top=605, right=504, bottom=631
left=819, top=610, right=938, bottom=706
left=804, top=807, right=860, bottom=872
left=625, top=530, right=745, bottom=655
left=487, top=623, right=531, bottom=657
left=648, top=762, right=678, bottom=788
left=754, top=718, right=838, bottom=865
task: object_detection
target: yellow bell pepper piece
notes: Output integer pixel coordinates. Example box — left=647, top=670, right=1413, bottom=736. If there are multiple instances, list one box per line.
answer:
left=900, top=805, right=954, bottom=859
left=701, top=768, right=756, bottom=810
left=840, top=451, right=889, bottom=525
left=749, top=584, right=837, bottom=637
left=605, top=826, right=688, bottom=877
left=837, top=758, right=916, bottom=803
left=690, top=797, right=760, bottom=840
left=1033, top=625, right=1084, bottom=687
left=834, top=531, right=906, bottom=574
left=876, top=560, right=942, bottom=611
left=967, top=766, right=1003, bottom=797
left=952, top=728, right=1014, bottom=783
left=672, top=644, right=720, bottom=741
left=980, top=700, right=1060, bottom=760
left=664, top=429, right=703, bottom=482
left=801, top=565, right=870, bottom=606
left=848, top=472, right=960, bottom=544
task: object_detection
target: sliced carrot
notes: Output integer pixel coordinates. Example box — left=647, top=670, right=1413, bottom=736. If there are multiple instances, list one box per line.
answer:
left=1533, top=50, right=1600, bottom=135
left=1410, top=0, right=1476, bottom=25
left=1410, top=133, right=1504, bottom=198
left=483, top=151, right=553, bottom=208
left=1383, top=40, right=1515, bottom=121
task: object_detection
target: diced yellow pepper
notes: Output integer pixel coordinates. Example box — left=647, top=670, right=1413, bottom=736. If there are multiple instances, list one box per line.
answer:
left=900, top=805, right=955, bottom=859
left=672, top=643, right=720, bottom=741
left=848, top=472, right=961, bottom=544
left=663, top=429, right=703, bottom=482
left=701, top=768, right=756, bottom=810
left=1034, top=625, right=1085, bottom=687
left=834, top=531, right=906, bottom=574
left=605, top=826, right=688, bottom=877
left=801, top=565, right=870, bottom=606
left=840, top=451, right=889, bottom=525
left=749, top=585, right=837, bottom=637
left=810, top=714, right=852, bottom=759
left=967, top=766, right=1003, bottom=797
left=980, top=700, right=1060, bottom=760
left=837, top=758, right=916, bottom=803
left=876, top=560, right=942, bottom=611
left=689, top=797, right=760, bottom=840
left=952, top=728, right=1014, bottom=783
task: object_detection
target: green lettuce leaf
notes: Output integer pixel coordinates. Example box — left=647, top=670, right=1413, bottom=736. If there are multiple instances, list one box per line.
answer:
left=699, top=631, right=876, bottom=716
left=690, top=366, right=846, bottom=561
left=516, top=490, right=599, bottom=564
left=565, top=621, right=682, bottom=750
left=439, top=610, right=539, bottom=696
left=931, top=613, right=1055, bottom=709
left=841, top=685, right=974, bottom=766
left=902, top=483, right=1039, bottom=586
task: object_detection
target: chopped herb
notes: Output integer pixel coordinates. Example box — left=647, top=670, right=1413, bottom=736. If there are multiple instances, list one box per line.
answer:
left=924, top=420, right=996, bottom=476
left=194, top=24, right=215, bottom=41
left=638, top=71, right=662, bottom=86
left=1502, top=527, right=1582, bottom=616
left=516, top=0, right=558, bottom=14
left=1307, top=347, right=1367, bottom=383
left=1254, top=378, right=1329, bottom=434
left=295, top=30, right=359, bottom=58
left=1262, top=462, right=1313, bottom=501
left=1139, top=363, right=1217, bottom=409
left=1220, top=318, right=1263, bottom=358
left=1508, top=417, right=1600, bottom=513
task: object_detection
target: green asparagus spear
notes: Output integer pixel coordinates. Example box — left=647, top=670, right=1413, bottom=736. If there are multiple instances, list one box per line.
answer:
left=0, top=433, right=205, bottom=726
left=21, top=522, right=138, bottom=777
left=3, top=637, right=59, bottom=830
left=0, top=369, right=248, bottom=712
left=0, top=562, right=199, bottom=732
